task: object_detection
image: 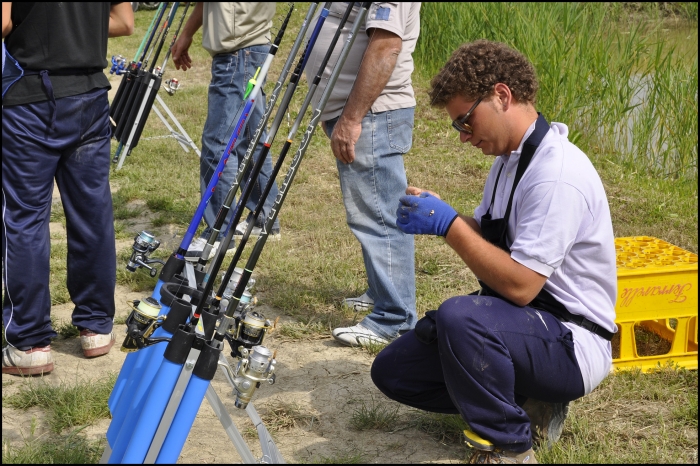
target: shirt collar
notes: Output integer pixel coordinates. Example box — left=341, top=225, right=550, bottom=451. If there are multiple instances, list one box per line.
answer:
left=503, top=119, right=538, bottom=158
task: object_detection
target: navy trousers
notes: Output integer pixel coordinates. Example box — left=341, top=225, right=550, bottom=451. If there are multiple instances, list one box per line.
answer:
left=371, top=295, right=585, bottom=452
left=2, top=88, right=116, bottom=349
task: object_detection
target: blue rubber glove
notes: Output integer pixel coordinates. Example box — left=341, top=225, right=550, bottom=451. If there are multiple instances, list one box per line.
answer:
left=396, top=192, right=459, bottom=237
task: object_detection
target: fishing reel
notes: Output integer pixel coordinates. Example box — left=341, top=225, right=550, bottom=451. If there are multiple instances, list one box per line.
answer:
left=163, top=78, right=181, bottom=95
left=230, top=345, right=276, bottom=409
left=224, top=308, right=272, bottom=359
left=110, top=54, right=127, bottom=75
left=126, top=230, right=165, bottom=277
left=121, top=297, right=168, bottom=352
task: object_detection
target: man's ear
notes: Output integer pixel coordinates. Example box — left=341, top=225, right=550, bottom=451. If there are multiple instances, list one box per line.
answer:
left=493, top=83, right=512, bottom=111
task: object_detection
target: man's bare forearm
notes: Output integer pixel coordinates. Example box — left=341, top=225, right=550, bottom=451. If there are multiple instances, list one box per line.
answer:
left=339, top=28, right=401, bottom=124
left=109, top=2, right=134, bottom=38
left=2, top=2, right=13, bottom=38
left=181, top=2, right=203, bottom=39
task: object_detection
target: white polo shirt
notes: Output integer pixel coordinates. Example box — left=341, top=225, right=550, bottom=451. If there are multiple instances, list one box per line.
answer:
left=474, top=121, right=618, bottom=395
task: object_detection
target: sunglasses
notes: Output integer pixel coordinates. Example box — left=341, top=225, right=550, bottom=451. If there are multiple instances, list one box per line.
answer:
left=451, top=97, right=483, bottom=134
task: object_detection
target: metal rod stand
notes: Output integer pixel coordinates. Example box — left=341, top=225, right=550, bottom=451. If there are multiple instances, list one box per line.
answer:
left=149, top=93, right=201, bottom=157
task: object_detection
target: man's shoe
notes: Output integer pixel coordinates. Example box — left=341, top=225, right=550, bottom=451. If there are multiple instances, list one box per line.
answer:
left=521, top=399, right=570, bottom=450
left=2, top=345, right=54, bottom=376
left=467, top=447, right=538, bottom=464
left=332, top=324, right=388, bottom=347
left=184, top=237, right=235, bottom=261
left=185, top=237, right=219, bottom=261
left=234, top=214, right=281, bottom=241
left=80, top=330, right=115, bottom=358
left=343, top=292, right=374, bottom=312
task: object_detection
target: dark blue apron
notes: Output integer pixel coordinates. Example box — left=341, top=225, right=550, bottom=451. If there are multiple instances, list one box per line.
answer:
left=478, top=114, right=614, bottom=341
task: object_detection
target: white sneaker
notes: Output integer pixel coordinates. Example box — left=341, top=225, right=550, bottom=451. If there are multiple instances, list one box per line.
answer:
left=343, top=292, right=374, bottom=312
left=234, top=216, right=281, bottom=241
left=2, top=345, right=54, bottom=375
left=80, top=330, right=116, bottom=358
left=332, top=324, right=388, bottom=347
left=185, top=237, right=220, bottom=261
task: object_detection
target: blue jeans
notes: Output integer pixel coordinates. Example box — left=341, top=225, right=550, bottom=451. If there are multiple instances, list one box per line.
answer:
left=2, top=88, right=116, bottom=349
left=325, top=108, right=417, bottom=340
left=200, top=45, right=280, bottom=241
left=371, top=295, right=585, bottom=452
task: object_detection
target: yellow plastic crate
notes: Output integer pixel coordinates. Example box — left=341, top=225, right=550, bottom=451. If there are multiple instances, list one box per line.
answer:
left=613, top=236, right=698, bottom=372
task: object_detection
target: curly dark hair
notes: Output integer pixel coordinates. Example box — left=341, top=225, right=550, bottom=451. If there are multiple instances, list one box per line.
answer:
left=429, top=40, right=539, bottom=108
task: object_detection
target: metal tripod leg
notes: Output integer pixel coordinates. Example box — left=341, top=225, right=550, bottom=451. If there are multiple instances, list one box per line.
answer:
left=205, top=385, right=258, bottom=464
left=155, top=94, right=201, bottom=157
left=152, top=104, right=190, bottom=153
left=143, top=346, right=201, bottom=463
left=246, top=402, right=285, bottom=464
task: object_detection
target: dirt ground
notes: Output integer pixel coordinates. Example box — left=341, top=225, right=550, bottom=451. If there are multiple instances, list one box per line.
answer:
left=0, top=183, right=467, bottom=464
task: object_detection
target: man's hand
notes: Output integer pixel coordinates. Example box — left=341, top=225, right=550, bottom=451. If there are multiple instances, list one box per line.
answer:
left=396, top=192, right=458, bottom=237
left=171, top=34, right=193, bottom=71
left=330, top=117, right=362, bottom=164
left=331, top=27, right=402, bottom=164
left=171, top=1, right=202, bottom=71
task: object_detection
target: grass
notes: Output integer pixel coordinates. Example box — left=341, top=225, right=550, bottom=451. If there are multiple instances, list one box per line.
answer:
left=415, top=3, right=698, bottom=180
left=10, top=2, right=698, bottom=464
left=2, top=425, right=104, bottom=464
left=3, top=374, right=116, bottom=433
left=251, top=400, right=320, bottom=437
left=349, top=397, right=401, bottom=431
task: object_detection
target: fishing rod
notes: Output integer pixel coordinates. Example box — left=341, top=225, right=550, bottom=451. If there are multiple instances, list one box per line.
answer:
left=104, top=6, right=299, bottom=462
left=115, top=0, right=181, bottom=140
left=112, top=2, right=170, bottom=140
left=113, top=2, right=183, bottom=168
left=192, top=1, right=330, bottom=272
left=149, top=8, right=372, bottom=463
left=183, top=1, right=336, bottom=341
left=116, top=1, right=192, bottom=165
left=121, top=2, right=318, bottom=293
left=110, top=2, right=167, bottom=128
left=107, top=1, right=305, bottom=416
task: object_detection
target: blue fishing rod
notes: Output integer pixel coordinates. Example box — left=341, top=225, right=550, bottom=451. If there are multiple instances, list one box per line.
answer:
left=151, top=5, right=371, bottom=463
left=125, top=1, right=312, bottom=307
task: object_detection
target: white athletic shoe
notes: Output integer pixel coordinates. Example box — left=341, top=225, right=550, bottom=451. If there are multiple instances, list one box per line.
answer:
left=2, top=345, right=54, bottom=375
left=332, top=324, right=388, bottom=347
left=234, top=214, right=281, bottom=241
left=185, top=237, right=231, bottom=261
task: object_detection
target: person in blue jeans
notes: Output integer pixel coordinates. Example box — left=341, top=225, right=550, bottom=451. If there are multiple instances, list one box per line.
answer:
left=305, top=3, right=422, bottom=347
left=2, top=2, right=134, bottom=376
left=171, top=3, right=281, bottom=256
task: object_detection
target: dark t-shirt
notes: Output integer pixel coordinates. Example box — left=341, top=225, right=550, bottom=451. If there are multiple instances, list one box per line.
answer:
left=3, top=2, right=119, bottom=106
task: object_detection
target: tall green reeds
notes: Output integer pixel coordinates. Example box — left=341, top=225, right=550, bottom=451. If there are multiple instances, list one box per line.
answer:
left=415, top=3, right=698, bottom=180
